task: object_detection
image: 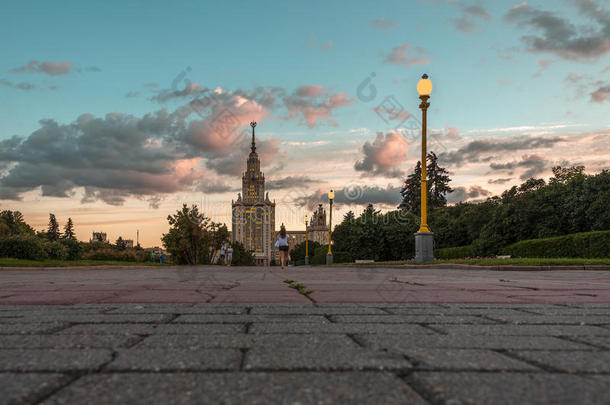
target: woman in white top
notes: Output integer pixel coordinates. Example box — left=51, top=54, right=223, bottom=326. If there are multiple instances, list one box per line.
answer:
left=276, top=224, right=290, bottom=269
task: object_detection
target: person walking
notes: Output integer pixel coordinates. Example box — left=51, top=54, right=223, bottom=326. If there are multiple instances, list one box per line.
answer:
left=226, top=244, right=233, bottom=266
left=219, top=243, right=226, bottom=265
left=275, top=224, right=290, bottom=269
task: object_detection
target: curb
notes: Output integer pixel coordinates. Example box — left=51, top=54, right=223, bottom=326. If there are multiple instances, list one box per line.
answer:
left=337, top=263, right=610, bottom=271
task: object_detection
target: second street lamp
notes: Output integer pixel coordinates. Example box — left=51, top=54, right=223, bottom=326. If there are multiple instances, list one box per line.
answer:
left=326, top=189, right=334, bottom=265
left=414, top=74, right=434, bottom=263
left=304, top=215, right=309, bottom=265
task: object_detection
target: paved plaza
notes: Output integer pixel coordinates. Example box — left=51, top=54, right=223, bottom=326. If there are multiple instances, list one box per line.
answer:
left=1, top=266, right=609, bottom=404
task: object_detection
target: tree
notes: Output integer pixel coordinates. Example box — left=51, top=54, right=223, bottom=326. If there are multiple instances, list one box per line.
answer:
left=63, top=218, right=76, bottom=240
left=550, top=165, right=585, bottom=184
left=161, top=204, right=227, bottom=265
left=399, top=153, right=453, bottom=215
left=47, top=214, right=60, bottom=241
left=343, top=211, right=355, bottom=223
left=116, top=236, right=127, bottom=250
left=290, top=240, right=322, bottom=263
left=230, top=241, right=255, bottom=266
left=0, top=210, right=34, bottom=237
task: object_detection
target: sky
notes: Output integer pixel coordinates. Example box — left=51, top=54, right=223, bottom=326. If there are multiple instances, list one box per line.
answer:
left=0, top=0, right=609, bottom=247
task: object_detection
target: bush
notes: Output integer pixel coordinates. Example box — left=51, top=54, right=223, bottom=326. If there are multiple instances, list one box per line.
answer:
left=46, top=241, right=69, bottom=260
left=333, top=251, right=353, bottom=263
left=309, top=245, right=352, bottom=264
left=435, top=245, right=475, bottom=259
left=82, top=246, right=150, bottom=262
left=59, top=239, right=83, bottom=260
left=0, top=237, right=49, bottom=260
left=501, top=230, right=610, bottom=258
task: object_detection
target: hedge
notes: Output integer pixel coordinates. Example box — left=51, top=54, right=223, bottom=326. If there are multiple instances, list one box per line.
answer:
left=435, top=245, right=475, bottom=259
left=310, top=245, right=353, bottom=264
left=501, top=230, right=610, bottom=258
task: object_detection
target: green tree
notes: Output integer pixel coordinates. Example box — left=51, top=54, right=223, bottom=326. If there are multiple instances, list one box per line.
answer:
left=47, top=214, right=60, bottom=241
left=63, top=217, right=76, bottom=240
left=116, top=236, right=127, bottom=250
left=0, top=210, right=34, bottom=237
left=399, top=160, right=421, bottom=214
left=290, top=240, right=322, bottom=263
left=399, top=152, right=452, bottom=215
left=230, top=241, right=255, bottom=266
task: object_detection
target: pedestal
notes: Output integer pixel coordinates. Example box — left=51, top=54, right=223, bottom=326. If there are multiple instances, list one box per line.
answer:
left=414, top=232, right=434, bottom=263
left=305, top=256, right=310, bottom=265
left=326, top=254, right=333, bottom=265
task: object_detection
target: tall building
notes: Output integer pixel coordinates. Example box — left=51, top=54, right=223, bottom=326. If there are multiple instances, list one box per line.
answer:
left=232, top=122, right=276, bottom=266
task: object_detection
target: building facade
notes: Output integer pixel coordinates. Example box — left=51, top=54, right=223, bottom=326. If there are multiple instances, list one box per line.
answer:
left=232, top=122, right=276, bottom=266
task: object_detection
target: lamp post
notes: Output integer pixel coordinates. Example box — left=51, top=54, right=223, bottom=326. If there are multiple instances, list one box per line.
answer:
left=414, top=74, right=434, bottom=263
left=304, top=215, right=310, bottom=265
left=326, top=189, right=334, bottom=265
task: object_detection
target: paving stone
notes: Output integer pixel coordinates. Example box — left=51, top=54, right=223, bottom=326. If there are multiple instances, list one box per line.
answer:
left=0, top=373, right=68, bottom=404
left=105, top=348, right=241, bottom=371
left=356, top=334, right=593, bottom=350
left=0, top=334, right=141, bottom=349
left=0, top=349, right=112, bottom=372
left=244, top=347, right=411, bottom=371
left=173, top=314, right=329, bottom=323
left=153, top=324, right=245, bottom=334
left=56, top=324, right=157, bottom=335
left=408, top=372, right=610, bottom=405
left=404, top=348, right=538, bottom=371
left=331, top=314, right=496, bottom=324
left=0, top=322, right=68, bottom=334
left=434, top=324, right=610, bottom=336
left=510, top=350, right=610, bottom=373
left=108, top=304, right=247, bottom=314
left=42, top=372, right=426, bottom=404
left=526, top=308, right=610, bottom=316
left=249, top=322, right=434, bottom=335
left=567, top=336, right=610, bottom=349
left=387, top=307, right=530, bottom=316
left=136, top=333, right=359, bottom=349
left=6, top=313, right=171, bottom=323
left=250, top=306, right=388, bottom=315
left=486, top=315, right=610, bottom=325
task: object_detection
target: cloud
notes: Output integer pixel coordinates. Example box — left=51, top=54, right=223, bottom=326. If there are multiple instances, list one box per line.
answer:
left=266, top=176, right=316, bottom=190
left=489, top=154, right=548, bottom=180
left=533, top=58, right=553, bottom=77
left=10, top=60, right=75, bottom=76
left=438, top=135, right=563, bottom=166
left=354, top=131, right=408, bottom=177
left=302, top=35, right=333, bottom=52
left=371, top=18, right=400, bottom=30
left=504, top=1, right=610, bottom=61
left=152, top=82, right=206, bottom=102
left=447, top=185, right=491, bottom=203
left=384, top=43, right=431, bottom=67
left=282, top=87, right=353, bottom=128
left=296, top=185, right=402, bottom=209
left=0, top=79, right=37, bottom=91
left=590, top=85, right=610, bottom=103
left=125, top=91, right=140, bottom=98
left=84, top=66, right=102, bottom=72
left=488, top=178, right=512, bottom=184
left=453, top=3, right=491, bottom=33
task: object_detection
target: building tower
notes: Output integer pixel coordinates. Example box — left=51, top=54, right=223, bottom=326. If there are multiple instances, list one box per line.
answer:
left=231, top=122, right=276, bottom=265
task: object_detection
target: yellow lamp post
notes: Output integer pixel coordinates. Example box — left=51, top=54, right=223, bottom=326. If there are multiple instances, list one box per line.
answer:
left=326, top=189, right=334, bottom=265
left=304, top=215, right=310, bottom=265
left=414, top=74, right=434, bottom=263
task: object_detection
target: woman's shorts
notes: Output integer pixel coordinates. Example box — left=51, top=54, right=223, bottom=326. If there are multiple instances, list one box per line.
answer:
left=279, top=246, right=289, bottom=251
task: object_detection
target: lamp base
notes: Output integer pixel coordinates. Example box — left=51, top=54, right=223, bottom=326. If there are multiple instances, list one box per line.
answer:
left=305, top=257, right=309, bottom=265
left=326, top=254, right=334, bottom=265
left=414, top=232, right=434, bottom=263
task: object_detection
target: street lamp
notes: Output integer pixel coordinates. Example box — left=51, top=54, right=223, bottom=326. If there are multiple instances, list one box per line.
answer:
left=326, top=189, right=334, bottom=265
left=304, top=215, right=310, bottom=265
left=414, top=73, right=434, bottom=263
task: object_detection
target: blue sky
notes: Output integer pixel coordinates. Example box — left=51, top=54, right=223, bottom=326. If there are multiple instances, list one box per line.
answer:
left=1, top=0, right=609, bottom=246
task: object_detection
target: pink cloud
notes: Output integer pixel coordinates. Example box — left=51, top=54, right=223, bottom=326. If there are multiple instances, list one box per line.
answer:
left=283, top=87, right=353, bottom=128
left=11, top=60, right=74, bottom=76
left=354, top=131, right=408, bottom=177
left=384, top=43, right=430, bottom=67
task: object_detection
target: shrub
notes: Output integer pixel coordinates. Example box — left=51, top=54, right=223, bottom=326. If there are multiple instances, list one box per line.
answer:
left=435, top=245, right=475, bottom=259
left=502, top=230, right=610, bottom=258
left=0, top=237, right=48, bottom=260
left=82, top=246, right=149, bottom=262
left=59, top=239, right=83, bottom=260
left=46, top=241, right=69, bottom=260
left=333, top=251, right=353, bottom=263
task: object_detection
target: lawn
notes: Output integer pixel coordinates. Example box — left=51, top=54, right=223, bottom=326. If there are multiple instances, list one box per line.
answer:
left=0, top=258, right=170, bottom=267
left=342, top=257, right=610, bottom=266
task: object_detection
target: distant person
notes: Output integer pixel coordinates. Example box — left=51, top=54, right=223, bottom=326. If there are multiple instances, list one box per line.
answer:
left=219, top=243, right=226, bottom=265
left=275, top=224, right=290, bottom=269
left=159, top=253, right=164, bottom=264
left=150, top=251, right=155, bottom=262
left=226, top=244, right=233, bottom=266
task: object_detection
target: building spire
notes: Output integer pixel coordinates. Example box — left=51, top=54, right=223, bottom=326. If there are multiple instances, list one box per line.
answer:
left=250, top=121, right=257, bottom=153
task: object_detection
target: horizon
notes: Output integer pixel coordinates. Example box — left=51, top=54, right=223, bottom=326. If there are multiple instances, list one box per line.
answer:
left=1, top=0, right=609, bottom=247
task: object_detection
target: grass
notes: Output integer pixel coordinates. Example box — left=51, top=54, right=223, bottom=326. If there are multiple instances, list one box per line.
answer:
left=341, top=257, right=610, bottom=267
left=0, top=258, right=170, bottom=267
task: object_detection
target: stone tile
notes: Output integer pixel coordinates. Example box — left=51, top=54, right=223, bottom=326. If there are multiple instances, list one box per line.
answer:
left=525, top=308, right=610, bottom=316
left=357, top=334, right=593, bottom=350
left=434, top=324, right=610, bottom=336
left=136, top=333, right=358, bottom=349
left=0, top=349, right=112, bottom=372
left=387, top=307, right=529, bottom=316
left=0, top=322, right=68, bottom=334
left=567, top=336, right=610, bottom=349
left=485, top=315, right=610, bottom=325
left=510, top=350, right=610, bottom=373
left=244, top=347, right=411, bottom=371
left=173, top=314, right=329, bottom=323
left=9, top=314, right=170, bottom=323
left=408, top=372, right=609, bottom=405
left=404, top=348, right=538, bottom=371
left=153, top=324, right=244, bottom=334
left=56, top=324, right=156, bottom=335
left=250, top=306, right=388, bottom=315
left=0, top=334, right=140, bottom=349
left=331, top=314, right=496, bottom=324
left=108, top=304, right=247, bottom=314
left=43, top=372, right=426, bottom=404
left=105, top=348, right=241, bottom=371
left=249, top=322, right=433, bottom=335
left=0, top=373, right=68, bottom=404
